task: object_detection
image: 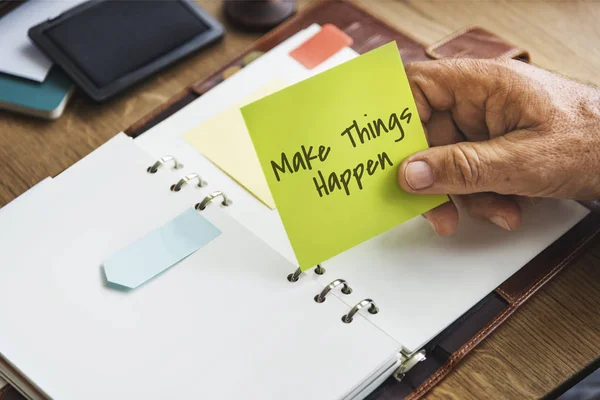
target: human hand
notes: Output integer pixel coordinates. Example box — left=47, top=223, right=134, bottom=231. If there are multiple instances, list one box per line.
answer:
left=397, top=59, right=600, bottom=236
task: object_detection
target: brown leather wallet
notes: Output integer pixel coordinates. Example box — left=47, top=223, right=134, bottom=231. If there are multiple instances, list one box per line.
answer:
left=1, top=1, right=598, bottom=400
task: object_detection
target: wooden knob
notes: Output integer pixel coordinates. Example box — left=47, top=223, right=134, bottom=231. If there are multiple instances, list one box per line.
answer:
left=224, top=0, right=296, bottom=32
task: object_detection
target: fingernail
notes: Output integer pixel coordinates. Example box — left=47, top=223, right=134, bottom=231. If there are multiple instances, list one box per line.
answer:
left=405, top=161, right=434, bottom=190
left=423, top=215, right=440, bottom=235
left=490, top=216, right=511, bottom=231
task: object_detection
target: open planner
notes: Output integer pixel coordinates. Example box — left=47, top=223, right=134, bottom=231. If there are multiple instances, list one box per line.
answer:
left=1, top=3, right=599, bottom=400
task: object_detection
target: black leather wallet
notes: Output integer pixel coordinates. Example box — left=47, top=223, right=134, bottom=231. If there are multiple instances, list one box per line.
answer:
left=28, top=0, right=224, bottom=101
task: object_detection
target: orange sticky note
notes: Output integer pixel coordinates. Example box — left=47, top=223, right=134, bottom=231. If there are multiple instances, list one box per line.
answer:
left=290, top=24, right=353, bottom=69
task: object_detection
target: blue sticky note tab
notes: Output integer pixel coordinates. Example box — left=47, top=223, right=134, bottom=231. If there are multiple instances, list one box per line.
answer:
left=102, top=208, right=221, bottom=289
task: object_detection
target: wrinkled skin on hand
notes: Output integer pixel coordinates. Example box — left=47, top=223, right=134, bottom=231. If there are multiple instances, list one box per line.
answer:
left=397, top=59, right=600, bottom=236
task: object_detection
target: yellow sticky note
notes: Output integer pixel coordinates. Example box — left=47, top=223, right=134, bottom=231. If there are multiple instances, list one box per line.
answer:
left=183, top=79, right=288, bottom=209
left=241, top=42, right=448, bottom=270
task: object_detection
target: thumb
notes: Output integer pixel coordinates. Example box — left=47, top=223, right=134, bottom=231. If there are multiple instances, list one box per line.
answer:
left=398, top=136, right=533, bottom=196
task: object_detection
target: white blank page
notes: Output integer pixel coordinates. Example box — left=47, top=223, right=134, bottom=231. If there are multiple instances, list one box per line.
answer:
left=0, top=134, right=401, bottom=400
left=312, top=199, right=588, bottom=351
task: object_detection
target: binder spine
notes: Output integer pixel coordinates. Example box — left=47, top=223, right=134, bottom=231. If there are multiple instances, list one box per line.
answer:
left=283, top=255, right=382, bottom=325
left=311, top=278, right=380, bottom=325
left=149, top=155, right=230, bottom=209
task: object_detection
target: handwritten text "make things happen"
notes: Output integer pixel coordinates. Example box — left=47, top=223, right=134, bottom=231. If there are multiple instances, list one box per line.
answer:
left=269, top=108, right=412, bottom=197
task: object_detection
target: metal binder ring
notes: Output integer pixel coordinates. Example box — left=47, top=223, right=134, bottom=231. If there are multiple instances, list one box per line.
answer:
left=195, top=191, right=233, bottom=210
left=286, top=264, right=326, bottom=283
left=287, top=267, right=302, bottom=282
left=171, top=173, right=207, bottom=192
left=147, top=155, right=184, bottom=173
left=342, top=299, right=379, bottom=323
left=393, top=350, right=426, bottom=382
left=314, top=279, right=352, bottom=303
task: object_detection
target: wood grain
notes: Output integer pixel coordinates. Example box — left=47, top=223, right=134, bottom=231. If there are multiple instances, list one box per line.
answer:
left=0, top=1, right=598, bottom=399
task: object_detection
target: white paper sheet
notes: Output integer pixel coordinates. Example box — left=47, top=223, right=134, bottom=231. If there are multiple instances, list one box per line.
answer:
left=0, top=0, right=84, bottom=82
left=0, top=133, right=401, bottom=400
left=0, top=176, right=53, bottom=214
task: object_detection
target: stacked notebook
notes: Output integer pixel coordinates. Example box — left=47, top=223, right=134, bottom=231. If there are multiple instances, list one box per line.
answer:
left=0, top=0, right=80, bottom=119
left=1, top=4, right=598, bottom=400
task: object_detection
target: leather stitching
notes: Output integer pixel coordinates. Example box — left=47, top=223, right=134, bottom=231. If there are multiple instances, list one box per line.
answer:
left=405, top=222, right=600, bottom=400
left=429, top=295, right=492, bottom=347
left=495, top=287, right=515, bottom=303
left=426, top=26, right=476, bottom=59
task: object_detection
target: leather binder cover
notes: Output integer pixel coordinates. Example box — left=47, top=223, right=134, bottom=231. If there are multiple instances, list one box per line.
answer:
left=2, top=1, right=598, bottom=400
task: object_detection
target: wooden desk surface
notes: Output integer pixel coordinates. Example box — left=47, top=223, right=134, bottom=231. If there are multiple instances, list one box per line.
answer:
left=1, top=1, right=599, bottom=399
